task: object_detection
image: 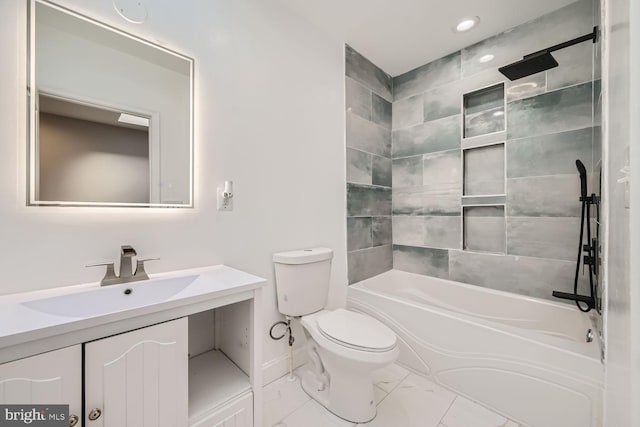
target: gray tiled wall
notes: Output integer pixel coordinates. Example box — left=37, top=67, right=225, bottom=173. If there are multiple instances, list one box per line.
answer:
left=387, top=0, right=597, bottom=301
left=345, top=45, right=393, bottom=284
left=345, top=0, right=600, bottom=302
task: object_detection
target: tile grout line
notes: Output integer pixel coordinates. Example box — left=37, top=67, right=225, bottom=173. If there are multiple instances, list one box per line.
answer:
left=379, top=369, right=411, bottom=396
left=346, top=186, right=392, bottom=193
left=271, top=385, right=311, bottom=426
left=505, top=124, right=594, bottom=144
left=393, top=61, right=594, bottom=105
left=347, top=145, right=392, bottom=162
left=391, top=112, right=461, bottom=133
left=436, top=395, right=458, bottom=427
left=348, top=108, right=393, bottom=133
left=345, top=74, right=392, bottom=105
left=392, top=148, right=461, bottom=162
left=367, top=387, right=397, bottom=416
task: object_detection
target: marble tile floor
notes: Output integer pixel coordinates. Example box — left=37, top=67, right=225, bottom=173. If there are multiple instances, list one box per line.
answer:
left=263, top=363, right=522, bottom=427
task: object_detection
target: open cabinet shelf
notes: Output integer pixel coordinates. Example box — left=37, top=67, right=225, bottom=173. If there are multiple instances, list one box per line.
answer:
left=188, top=349, right=252, bottom=425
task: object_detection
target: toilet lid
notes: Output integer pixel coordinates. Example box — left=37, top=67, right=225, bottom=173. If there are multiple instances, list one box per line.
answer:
left=317, top=309, right=396, bottom=352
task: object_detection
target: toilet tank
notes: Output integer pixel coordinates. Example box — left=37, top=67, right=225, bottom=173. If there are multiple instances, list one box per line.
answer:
left=272, top=248, right=333, bottom=317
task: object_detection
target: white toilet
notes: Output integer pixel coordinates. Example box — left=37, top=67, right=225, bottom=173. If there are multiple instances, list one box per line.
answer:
left=273, top=248, right=399, bottom=423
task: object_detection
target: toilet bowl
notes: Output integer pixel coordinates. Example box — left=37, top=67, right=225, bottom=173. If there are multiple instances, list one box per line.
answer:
left=272, top=248, right=398, bottom=423
left=299, top=309, right=399, bottom=423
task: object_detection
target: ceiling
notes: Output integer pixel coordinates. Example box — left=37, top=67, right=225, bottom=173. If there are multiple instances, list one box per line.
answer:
left=39, top=95, right=149, bottom=132
left=38, top=2, right=191, bottom=75
left=275, top=0, right=578, bottom=76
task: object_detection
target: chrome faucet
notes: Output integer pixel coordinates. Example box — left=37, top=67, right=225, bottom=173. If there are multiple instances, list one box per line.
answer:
left=87, top=245, right=159, bottom=286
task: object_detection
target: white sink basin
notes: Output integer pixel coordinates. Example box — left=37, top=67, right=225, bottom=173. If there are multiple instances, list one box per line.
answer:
left=22, top=275, right=198, bottom=318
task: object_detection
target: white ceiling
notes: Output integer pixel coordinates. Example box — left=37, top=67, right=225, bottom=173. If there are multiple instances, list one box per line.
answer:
left=275, top=0, right=578, bottom=76
left=39, top=95, right=148, bottom=132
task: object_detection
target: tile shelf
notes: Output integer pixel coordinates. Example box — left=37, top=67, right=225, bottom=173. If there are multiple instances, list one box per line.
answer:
left=461, top=132, right=506, bottom=149
left=461, top=195, right=506, bottom=206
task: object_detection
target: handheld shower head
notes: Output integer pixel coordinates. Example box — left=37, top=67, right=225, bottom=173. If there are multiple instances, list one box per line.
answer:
left=553, top=158, right=597, bottom=311
left=576, top=159, right=588, bottom=198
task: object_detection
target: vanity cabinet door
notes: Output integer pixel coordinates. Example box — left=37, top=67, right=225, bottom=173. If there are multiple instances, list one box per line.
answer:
left=84, top=318, right=188, bottom=427
left=0, top=345, right=82, bottom=426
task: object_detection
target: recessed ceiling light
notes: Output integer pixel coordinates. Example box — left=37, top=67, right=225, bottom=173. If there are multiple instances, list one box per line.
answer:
left=118, top=113, right=149, bottom=127
left=507, top=82, right=539, bottom=96
left=479, top=54, right=495, bottom=63
left=493, top=110, right=505, bottom=117
left=454, top=16, right=480, bottom=33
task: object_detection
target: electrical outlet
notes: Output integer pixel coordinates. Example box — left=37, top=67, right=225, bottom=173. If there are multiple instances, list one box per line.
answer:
left=240, top=327, right=249, bottom=348
left=217, top=187, right=233, bottom=211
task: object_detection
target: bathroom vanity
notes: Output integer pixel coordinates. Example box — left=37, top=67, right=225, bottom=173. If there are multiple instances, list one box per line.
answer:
left=5, top=2, right=267, bottom=424
left=0, top=265, right=266, bottom=427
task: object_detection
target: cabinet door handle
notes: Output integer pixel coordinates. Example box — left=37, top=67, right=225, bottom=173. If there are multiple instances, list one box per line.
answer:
left=69, top=414, right=79, bottom=426
left=88, top=408, right=102, bottom=421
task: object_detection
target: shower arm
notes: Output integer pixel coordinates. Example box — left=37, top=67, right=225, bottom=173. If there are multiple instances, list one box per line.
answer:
left=524, top=27, right=598, bottom=59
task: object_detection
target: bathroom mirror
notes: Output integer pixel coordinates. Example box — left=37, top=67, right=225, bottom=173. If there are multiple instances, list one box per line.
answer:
left=27, top=0, right=194, bottom=207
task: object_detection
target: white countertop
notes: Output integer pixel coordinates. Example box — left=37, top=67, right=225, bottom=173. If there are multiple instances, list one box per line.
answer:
left=0, top=265, right=266, bottom=357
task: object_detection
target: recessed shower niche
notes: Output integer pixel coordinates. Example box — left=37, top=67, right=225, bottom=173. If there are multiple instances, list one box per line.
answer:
left=463, top=143, right=505, bottom=196
left=461, top=83, right=506, bottom=254
left=463, top=205, right=506, bottom=253
left=461, top=141, right=506, bottom=254
left=463, top=83, right=505, bottom=139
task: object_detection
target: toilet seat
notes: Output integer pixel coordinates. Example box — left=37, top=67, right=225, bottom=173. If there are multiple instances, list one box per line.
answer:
left=316, top=309, right=396, bottom=352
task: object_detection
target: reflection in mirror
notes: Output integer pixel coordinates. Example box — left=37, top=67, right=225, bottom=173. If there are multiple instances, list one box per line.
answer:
left=38, top=95, right=150, bottom=203
left=29, top=0, right=193, bottom=207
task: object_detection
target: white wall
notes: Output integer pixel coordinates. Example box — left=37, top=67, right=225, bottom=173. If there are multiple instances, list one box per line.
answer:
left=0, top=0, right=346, bottom=376
left=602, top=0, right=639, bottom=424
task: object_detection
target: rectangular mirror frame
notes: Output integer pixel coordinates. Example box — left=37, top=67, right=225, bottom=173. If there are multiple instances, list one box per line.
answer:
left=27, top=0, right=195, bottom=208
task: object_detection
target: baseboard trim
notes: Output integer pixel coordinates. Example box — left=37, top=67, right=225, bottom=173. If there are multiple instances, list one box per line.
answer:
left=262, top=347, right=307, bottom=385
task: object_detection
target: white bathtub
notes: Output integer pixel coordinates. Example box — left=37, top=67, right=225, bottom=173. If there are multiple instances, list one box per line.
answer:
left=347, top=270, right=603, bottom=427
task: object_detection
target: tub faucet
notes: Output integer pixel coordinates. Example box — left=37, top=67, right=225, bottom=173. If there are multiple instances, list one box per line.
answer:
left=87, top=245, right=159, bottom=286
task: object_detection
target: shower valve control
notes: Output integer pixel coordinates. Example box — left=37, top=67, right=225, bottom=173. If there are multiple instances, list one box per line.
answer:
left=583, top=240, right=596, bottom=268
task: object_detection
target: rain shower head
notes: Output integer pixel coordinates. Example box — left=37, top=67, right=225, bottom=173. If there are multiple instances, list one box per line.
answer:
left=499, top=27, right=598, bottom=81
left=498, top=51, right=558, bottom=81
